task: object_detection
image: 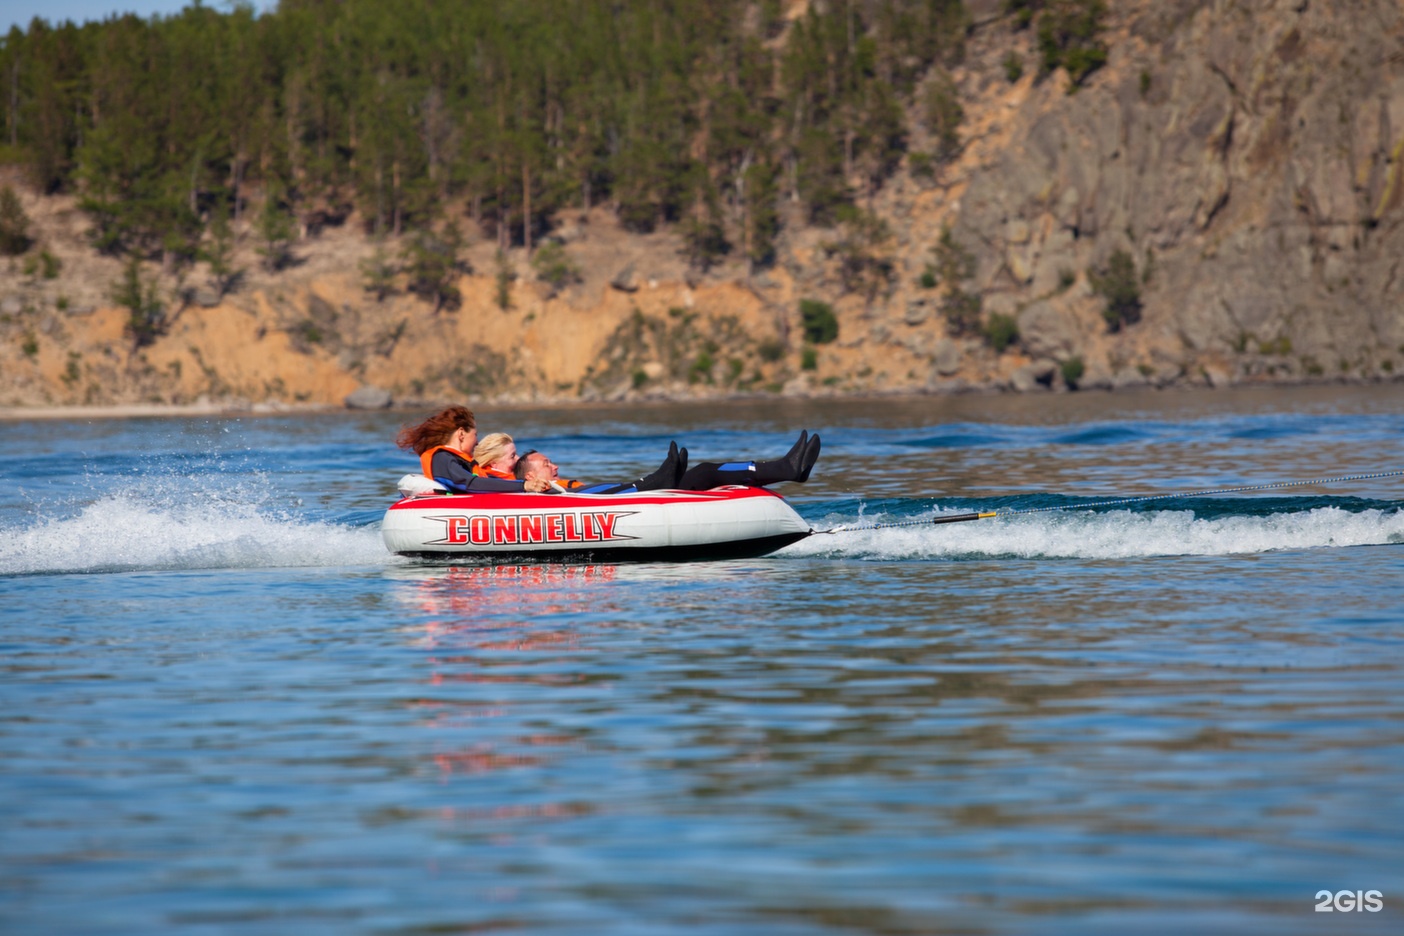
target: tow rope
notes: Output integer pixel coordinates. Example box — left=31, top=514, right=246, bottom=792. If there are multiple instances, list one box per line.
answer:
left=818, top=469, right=1404, bottom=534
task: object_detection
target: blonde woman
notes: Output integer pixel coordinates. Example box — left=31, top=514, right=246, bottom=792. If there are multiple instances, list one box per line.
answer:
left=471, top=432, right=520, bottom=479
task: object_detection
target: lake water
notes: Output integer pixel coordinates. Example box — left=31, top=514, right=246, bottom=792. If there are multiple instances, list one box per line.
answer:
left=2, top=385, right=1402, bottom=935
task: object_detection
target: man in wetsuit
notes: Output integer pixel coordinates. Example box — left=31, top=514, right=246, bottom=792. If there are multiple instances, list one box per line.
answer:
left=516, top=431, right=821, bottom=492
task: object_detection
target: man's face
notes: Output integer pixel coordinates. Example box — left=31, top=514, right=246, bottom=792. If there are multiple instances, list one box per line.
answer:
left=523, top=452, right=559, bottom=481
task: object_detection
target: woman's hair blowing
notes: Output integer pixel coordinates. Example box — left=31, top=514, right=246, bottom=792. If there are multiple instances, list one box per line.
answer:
left=394, top=405, right=476, bottom=454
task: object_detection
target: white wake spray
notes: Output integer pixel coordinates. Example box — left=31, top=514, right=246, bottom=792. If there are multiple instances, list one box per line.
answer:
left=0, top=487, right=388, bottom=575
left=788, top=505, right=1404, bottom=561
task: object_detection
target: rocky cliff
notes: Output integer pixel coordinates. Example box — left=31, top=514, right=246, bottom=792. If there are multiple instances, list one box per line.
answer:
left=2, top=0, right=1402, bottom=412
left=951, top=0, right=1404, bottom=392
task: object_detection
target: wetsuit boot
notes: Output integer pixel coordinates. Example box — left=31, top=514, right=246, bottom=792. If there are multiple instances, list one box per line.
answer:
left=634, top=441, right=685, bottom=492
left=675, top=431, right=821, bottom=489
left=795, top=433, right=821, bottom=482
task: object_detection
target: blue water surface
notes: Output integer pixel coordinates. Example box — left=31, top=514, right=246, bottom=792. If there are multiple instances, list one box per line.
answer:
left=2, top=384, right=1403, bottom=935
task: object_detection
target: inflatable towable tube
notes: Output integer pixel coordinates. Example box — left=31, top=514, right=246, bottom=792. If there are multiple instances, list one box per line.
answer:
left=381, top=481, right=813, bottom=562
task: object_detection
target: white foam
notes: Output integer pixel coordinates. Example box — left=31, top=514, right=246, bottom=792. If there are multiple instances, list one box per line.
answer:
left=0, top=489, right=389, bottom=576
left=789, top=506, right=1404, bottom=561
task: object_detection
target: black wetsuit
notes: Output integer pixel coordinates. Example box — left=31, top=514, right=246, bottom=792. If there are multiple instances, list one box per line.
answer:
left=675, top=460, right=765, bottom=490
left=429, top=448, right=527, bottom=493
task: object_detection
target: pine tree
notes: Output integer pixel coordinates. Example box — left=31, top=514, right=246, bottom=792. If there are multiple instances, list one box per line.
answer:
left=255, top=186, right=296, bottom=272
left=530, top=241, right=581, bottom=295
left=112, top=254, right=167, bottom=350
left=402, top=221, right=464, bottom=313
left=359, top=239, right=398, bottom=302
left=5, top=0, right=976, bottom=269
left=200, top=205, right=241, bottom=296
left=0, top=184, right=32, bottom=255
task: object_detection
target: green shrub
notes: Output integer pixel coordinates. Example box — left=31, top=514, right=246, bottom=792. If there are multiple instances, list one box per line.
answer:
left=924, top=71, right=964, bottom=162
left=40, top=249, right=61, bottom=279
left=360, top=242, right=398, bottom=301
left=800, top=347, right=818, bottom=371
left=757, top=339, right=786, bottom=363
left=926, top=225, right=976, bottom=288
left=1089, top=249, right=1142, bottom=332
left=0, top=185, right=31, bottom=256
left=984, top=312, right=1019, bottom=353
left=1061, top=356, right=1085, bottom=388
left=531, top=241, right=582, bottom=291
left=943, top=289, right=983, bottom=337
left=800, top=299, right=839, bottom=345
left=293, top=321, right=323, bottom=345
left=1003, top=52, right=1025, bottom=83
left=688, top=351, right=714, bottom=384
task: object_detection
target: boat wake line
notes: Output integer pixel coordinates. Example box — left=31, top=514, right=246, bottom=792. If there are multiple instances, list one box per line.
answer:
left=788, top=499, right=1404, bottom=561
left=793, top=469, right=1404, bottom=561
left=818, top=470, right=1404, bottom=533
left=3, top=472, right=1400, bottom=575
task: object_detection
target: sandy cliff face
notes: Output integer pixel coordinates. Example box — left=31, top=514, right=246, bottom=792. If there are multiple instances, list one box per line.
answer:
left=2, top=0, right=1402, bottom=411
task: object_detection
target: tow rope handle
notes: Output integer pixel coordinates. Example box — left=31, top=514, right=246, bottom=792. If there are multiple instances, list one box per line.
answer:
left=930, top=511, right=999, bottom=525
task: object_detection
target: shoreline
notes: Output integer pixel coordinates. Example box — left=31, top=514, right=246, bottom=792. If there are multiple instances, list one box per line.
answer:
left=0, top=401, right=341, bottom=422
left=2, top=375, right=1399, bottom=423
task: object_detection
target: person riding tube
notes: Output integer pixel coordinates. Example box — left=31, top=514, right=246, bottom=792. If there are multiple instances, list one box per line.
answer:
left=395, top=406, right=681, bottom=495
left=515, top=430, right=821, bottom=493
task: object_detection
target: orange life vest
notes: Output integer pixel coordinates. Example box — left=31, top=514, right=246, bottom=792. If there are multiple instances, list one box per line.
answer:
left=420, top=445, right=474, bottom=480
left=472, top=464, right=517, bottom=480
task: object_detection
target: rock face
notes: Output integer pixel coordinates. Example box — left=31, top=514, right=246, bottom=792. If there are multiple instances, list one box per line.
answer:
left=955, top=0, right=1404, bottom=385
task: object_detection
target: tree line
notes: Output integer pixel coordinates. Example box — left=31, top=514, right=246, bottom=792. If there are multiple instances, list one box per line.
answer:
left=1, top=0, right=975, bottom=268
left=1, top=1, right=1106, bottom=279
